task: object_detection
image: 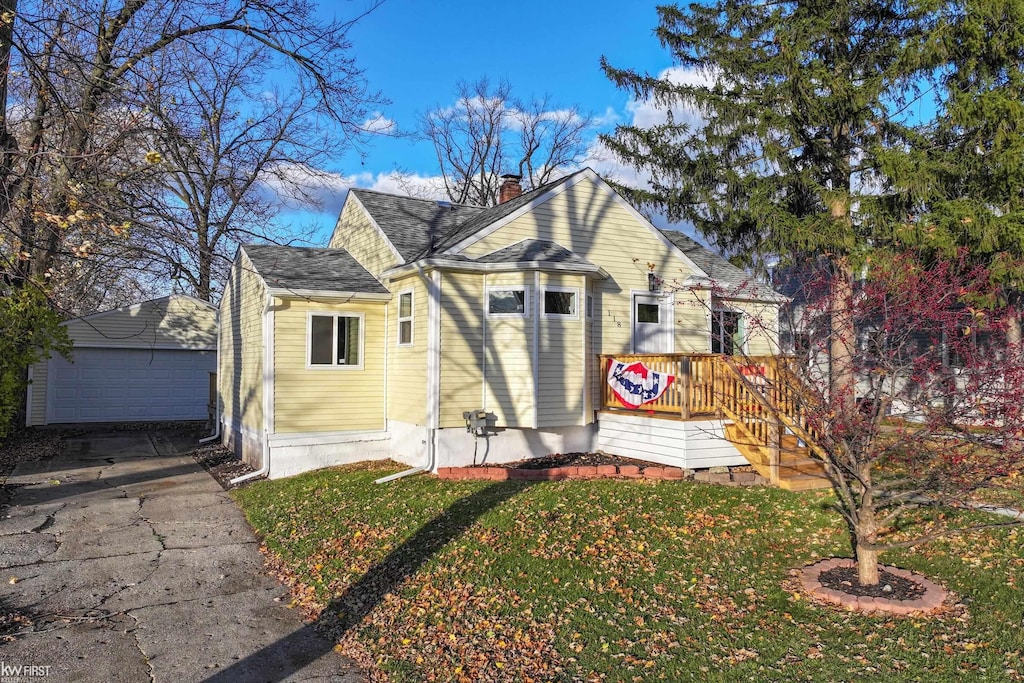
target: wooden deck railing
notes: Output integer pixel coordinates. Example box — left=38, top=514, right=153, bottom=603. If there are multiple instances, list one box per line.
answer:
left=599, top=353, right=826, bottom=484
left=599, top=354, right=720, bottom=418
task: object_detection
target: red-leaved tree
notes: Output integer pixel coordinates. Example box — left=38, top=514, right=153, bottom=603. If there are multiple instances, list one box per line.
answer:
left=771, top=251, right=1024, bottom=585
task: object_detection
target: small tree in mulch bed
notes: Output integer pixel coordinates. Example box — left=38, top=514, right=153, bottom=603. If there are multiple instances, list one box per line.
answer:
left=774, top=253, right=1024, bottom=589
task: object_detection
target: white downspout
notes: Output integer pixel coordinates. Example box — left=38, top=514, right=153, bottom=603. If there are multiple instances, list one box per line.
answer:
left=230, top=291, right=274, bottom=485
left=377, top=269, right=440, bottom=484
left=199, top=315, right=223, bottom=444
left=374, top=431, right=433, bottom=484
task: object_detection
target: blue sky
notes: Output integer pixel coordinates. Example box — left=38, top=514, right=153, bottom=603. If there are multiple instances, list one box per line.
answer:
left=286, top=0, right=684, bottom=243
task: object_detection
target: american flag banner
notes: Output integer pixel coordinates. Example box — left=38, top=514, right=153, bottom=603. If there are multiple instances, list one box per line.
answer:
left=606, top=359, right=676, bottom=409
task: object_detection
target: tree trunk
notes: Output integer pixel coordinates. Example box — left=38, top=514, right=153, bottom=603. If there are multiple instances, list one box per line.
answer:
left=0, top=0, right=19, bottom=228
left=855, top=483, right=880, bottom=586
left=856, top=542, right=880, bottom=586
left=1007, top=311, right=1022, bottom=357
left=830, top=256, right=856, bottom=401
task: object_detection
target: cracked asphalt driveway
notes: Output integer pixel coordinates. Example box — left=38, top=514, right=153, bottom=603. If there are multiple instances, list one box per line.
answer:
left=0, top=430, right=363, bottom=682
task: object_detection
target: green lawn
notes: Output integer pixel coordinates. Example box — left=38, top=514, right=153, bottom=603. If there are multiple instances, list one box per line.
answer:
left=233, top=461, right=1023, bottom=682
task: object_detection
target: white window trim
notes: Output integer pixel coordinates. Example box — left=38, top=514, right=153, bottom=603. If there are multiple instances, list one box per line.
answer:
left=396, top=289, right=414, bottom=347
left=541, top=285, right=580, bottom=319
left=586, top=292, right=594, bottom=319
left=485, top=285, right=531, bottom=319
left=306, top=311, right=365, bottom=370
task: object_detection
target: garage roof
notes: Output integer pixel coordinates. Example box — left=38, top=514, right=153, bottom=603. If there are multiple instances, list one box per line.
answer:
left=63, top=295, right=218, bottom=350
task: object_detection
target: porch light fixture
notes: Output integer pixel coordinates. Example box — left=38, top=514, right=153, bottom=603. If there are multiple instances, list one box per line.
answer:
left=648, top=271, right=661, bottom=292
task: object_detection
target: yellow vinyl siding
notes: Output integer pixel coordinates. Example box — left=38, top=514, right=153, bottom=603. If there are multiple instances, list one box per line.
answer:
left=732, top=300, right=780, bottom=356
left=328, top=195, right=400, bottom=279
left=480, top=272, right=534, bottom=428
left=273, top=298, right=386, bottom=433
left=464, top=176, right=700, bottom=358
left=388, top=273, right=429, bottom=425
left=65, top=295, right=217, bottom=349
left=537, top=272, right=585, bottom=427
left=219, top=252, right=264, bottom=434
left=675, top=289, right=712, bottom=353
left=438, top=271, right=488, bottom=427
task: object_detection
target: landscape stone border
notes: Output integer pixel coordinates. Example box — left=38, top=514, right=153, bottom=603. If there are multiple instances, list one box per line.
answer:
left=435, top=464, right=770, bottom=485
left=798, top=558, right=949, bottom=615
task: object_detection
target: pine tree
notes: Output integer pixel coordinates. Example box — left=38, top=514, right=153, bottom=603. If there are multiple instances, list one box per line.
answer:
left=883, top=0, right=1024, bottom=345
left=601, top=0, right=944, bottom=586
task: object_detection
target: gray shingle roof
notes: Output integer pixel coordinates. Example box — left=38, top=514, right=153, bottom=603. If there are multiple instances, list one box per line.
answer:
left=475, top=239, right=595, bottom=267
left=419, top=171, right=586, bottom=258
left=350, top=189, right=484, bottom=261
left=243, top=244, right=388, bottom=294
left=658, top=229, right=779, bottom=299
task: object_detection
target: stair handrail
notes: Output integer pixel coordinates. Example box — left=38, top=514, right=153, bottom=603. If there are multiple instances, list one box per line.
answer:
left=718, top=356, right=831, bottom=463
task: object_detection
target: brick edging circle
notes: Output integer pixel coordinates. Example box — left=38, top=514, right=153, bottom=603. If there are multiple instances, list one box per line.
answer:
left=435, top=464, right=686, bottom=481
left=798, top=558, right=949, bottom=615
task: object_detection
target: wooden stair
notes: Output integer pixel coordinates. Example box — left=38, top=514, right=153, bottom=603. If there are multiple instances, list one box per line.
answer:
left=724, top=424, right=831, bottom=491
left=714, top=356, right=833, bottom=492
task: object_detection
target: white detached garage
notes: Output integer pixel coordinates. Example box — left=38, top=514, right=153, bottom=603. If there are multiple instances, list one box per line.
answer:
left=27, top=295, right=218, bottom=425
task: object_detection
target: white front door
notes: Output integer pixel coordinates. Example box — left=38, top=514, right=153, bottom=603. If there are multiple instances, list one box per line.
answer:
left=632, top=294, right=673, bottom=354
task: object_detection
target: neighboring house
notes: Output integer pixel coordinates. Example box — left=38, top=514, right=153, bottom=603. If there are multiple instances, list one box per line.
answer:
left=218, top=168, right=786, bottom=479
left=27, top=295, right=218, bottom=425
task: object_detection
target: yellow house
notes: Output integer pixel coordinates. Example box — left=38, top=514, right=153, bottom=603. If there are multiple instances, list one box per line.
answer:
left=218, top=169, right=785, bottom=478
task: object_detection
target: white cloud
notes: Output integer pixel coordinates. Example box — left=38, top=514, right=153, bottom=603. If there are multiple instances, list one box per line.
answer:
left=624, top=65, right=715, bottom=131
left=592, top=106, right=621, bottom=128
left=259, top=163, right=449, bottom=218
left=361, top=112, right=396, bottom=134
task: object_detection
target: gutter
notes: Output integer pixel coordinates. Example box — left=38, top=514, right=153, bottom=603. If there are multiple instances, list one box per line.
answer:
left=200, top=311, right=223, bottom=444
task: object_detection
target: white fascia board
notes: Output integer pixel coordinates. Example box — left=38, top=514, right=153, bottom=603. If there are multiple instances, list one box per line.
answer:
left=441, top=170, right=592, bottom=255
left=265, top=288, right=392, bottom=302
left=348, top=192, right=405, bottom=264
left=382, top=259, right=609, bottom=280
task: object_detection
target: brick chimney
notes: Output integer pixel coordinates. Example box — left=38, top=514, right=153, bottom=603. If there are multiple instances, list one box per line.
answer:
left=498, top=174, right=523, bottom=204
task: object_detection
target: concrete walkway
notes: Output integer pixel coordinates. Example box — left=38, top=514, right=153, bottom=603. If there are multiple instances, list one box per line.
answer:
left=0, top=430, right=362, bottom=682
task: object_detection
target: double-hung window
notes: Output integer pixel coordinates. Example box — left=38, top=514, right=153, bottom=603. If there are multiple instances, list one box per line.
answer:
left=397, top=291, right=413, bottom=346
left=711, top=310, right=743, bottom=355
left=308, top=312, right=363, bottom=368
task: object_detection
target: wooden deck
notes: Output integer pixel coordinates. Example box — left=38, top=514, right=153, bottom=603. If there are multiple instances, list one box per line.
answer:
left=598, top=354, right=831, bottom=491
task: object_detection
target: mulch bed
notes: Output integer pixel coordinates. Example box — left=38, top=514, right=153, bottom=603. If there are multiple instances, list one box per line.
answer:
left=0, top=428, right=77, bottom=478
left=797, top=558, right=949, bottom=615
left=818, top=566, right=927, bottom=601
left=192, top=442, right=258, bottom=490
left=468, top=452, right=667, bottom=470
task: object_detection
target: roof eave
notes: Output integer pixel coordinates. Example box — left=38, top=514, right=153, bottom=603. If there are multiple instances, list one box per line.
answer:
left=266, top=288, right=392, bottom=301
left=682, top=278, right=790, bottom=303
left=382, top=258, right=609, bottom=280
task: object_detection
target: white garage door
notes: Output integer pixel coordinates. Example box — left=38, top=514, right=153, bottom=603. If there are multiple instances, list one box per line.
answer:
left=48, top=348, right=216, bottom=423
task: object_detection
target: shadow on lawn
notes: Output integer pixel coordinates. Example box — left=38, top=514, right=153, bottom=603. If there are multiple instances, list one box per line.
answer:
left=204, top=480, right=534, bottom=683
